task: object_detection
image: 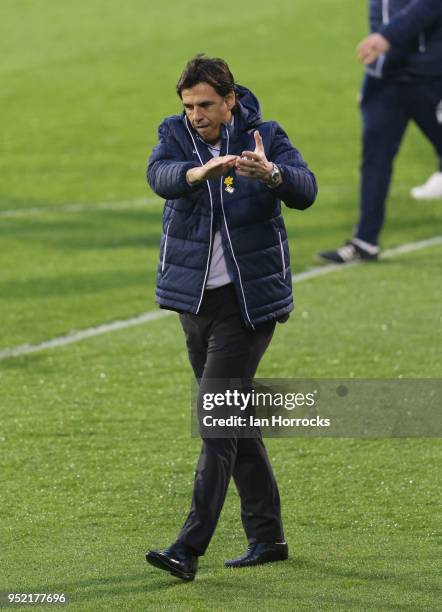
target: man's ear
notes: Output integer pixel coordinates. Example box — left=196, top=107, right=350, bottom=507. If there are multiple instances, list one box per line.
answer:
left=225, top=90, right=236, bottom=111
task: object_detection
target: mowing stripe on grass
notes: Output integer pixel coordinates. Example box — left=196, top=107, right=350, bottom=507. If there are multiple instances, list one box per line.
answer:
left=0, top=197, right=161, bottom=218
left=1, top=235, right=441, bottom=361
left=0, top=184, right=383, bottom=218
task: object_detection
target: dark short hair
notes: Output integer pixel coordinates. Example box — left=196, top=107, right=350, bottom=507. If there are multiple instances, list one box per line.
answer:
left=176, top=54, right=235, bottom=98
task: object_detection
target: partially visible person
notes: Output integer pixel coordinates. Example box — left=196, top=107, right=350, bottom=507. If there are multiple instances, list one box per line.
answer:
left=319, top=0, right=442, bottom=264
left=411, top=166, right=442, bottom=199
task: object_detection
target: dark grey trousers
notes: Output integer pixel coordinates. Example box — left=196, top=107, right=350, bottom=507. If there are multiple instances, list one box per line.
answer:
left=176, top=284, right=284, bottom=555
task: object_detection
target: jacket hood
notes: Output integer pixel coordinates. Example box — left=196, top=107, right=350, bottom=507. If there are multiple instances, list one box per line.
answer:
left=234, top=84, right=262, bottom=129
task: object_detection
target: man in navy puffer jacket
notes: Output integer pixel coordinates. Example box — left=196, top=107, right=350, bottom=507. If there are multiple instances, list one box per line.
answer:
left=145, top=56, right=317, bottom=580
left=319, top=0, right=442, bottom=263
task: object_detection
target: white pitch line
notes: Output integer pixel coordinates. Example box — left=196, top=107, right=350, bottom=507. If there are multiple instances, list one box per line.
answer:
left=0, top=310, right=173, bottom=361
left=0, top=197, right=161, bottom=218
left=1, top=235, right=441, bottom=361
left=294, top=235, right=442, bottom=282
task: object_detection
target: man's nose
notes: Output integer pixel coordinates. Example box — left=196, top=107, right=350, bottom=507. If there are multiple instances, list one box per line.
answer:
left=193, top=107, right=203, bottom=121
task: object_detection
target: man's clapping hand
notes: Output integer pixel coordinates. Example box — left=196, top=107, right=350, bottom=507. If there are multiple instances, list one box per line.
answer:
left=186, top=155, right=237, bottom=185
left=235, top=131, right=273, bottom=182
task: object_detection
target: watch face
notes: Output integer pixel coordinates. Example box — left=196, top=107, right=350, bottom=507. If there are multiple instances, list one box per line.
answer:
left=266, top=164, right=280, bottom=187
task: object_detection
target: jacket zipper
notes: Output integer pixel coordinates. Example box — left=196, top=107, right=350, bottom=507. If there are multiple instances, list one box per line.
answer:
left=219, top=125, right=255, bottom=329
left=382, top=0, right=389, bottom=24
left=278, top=231, right=286, bottom=279
left=369, top=1, right=388, bottom=79
left=162, top=220, right=171, bottom=273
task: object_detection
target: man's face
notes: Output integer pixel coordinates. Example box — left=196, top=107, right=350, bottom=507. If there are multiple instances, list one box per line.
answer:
left=181, top=82, right=235, bottom=145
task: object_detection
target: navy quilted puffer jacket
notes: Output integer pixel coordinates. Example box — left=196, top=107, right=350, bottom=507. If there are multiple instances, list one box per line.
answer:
left=147, top=85, right=317, bottom=328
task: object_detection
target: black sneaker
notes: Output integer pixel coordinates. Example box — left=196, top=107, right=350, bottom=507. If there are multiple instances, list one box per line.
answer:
left=318, top=239, right=379, bottom=264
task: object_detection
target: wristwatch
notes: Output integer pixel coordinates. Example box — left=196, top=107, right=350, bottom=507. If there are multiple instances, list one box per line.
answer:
left=267, top=163, right=281, bottom=188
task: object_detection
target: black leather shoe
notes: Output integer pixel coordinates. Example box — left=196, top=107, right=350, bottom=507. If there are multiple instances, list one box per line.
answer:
left=146, top=542, right=198, bottom=581
left=224, top=542, right=288, bottom=568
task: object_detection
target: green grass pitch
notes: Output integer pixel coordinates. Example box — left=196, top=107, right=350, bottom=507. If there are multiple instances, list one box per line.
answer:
left=0, top=0, right=441, bottom=610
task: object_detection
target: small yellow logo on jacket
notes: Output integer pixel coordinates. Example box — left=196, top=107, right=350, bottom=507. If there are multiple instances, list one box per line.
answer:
left=224, top=176, right=234, bottom=194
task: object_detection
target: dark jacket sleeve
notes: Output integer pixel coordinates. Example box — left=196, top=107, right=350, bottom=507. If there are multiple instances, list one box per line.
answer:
left=147, top=120, right=201, bottom=199
left=268, top=124, right=318, bottom=210
left=380, top=0, right=442, bottom=47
